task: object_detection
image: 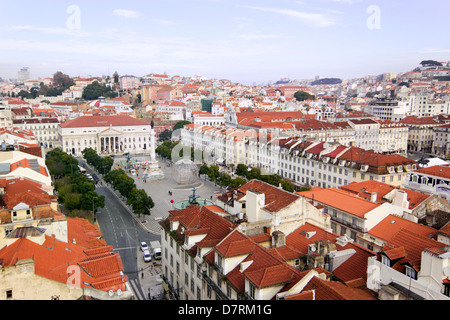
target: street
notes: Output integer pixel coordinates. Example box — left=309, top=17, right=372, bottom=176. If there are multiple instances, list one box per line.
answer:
left=78, top=154, right=224, bottom=300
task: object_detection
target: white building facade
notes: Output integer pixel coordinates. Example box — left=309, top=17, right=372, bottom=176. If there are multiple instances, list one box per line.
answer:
left=58, top=115, right=153, bottom=156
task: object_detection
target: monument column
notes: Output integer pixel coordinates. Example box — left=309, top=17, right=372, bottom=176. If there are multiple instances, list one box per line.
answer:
left=146, top=129, right=164, bottom=180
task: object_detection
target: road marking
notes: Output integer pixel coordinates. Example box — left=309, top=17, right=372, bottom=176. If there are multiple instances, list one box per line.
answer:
left=112, top=246, right=137, bottom=251
left=128, top=279, right=145, bottom=300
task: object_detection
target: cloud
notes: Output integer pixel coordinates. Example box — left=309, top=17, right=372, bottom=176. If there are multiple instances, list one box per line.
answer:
left=9, top=25, right=92, bottom=37
left=239, top=33, right=293, bottom=41
left=241, top=6, right=337, bottom=27
left=113, top=9, right=141, bottom=19
left=154, top=19, right=177, bottom=26
left=322, top=0, right=363, bottom=3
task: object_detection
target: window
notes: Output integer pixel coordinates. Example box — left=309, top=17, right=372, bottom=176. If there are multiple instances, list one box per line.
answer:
left=249, top=283, right=256, bottom=299
left=444, top=284, right=450, bottom=298
left=405, top=266, right=417, bottom=280
left=6, top=290, right=12, bottom=300
left=381, top=255, right=390, bottom=267
left=227, top=284, right=232, bottom=298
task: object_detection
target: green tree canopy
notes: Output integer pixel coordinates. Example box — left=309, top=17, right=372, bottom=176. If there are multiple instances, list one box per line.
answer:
left=294, top=91, right=315, bottom=102
left=82, top=81, right=118, bottom=100
left=173, top=120, right=191, bottom=131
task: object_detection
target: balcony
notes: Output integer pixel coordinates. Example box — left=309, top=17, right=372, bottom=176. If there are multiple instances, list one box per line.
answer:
left=202, top=270, right=229, bottom=300
left=161, top=274, right=182, bottom=300
left=331, top=216, right=367, bottom=233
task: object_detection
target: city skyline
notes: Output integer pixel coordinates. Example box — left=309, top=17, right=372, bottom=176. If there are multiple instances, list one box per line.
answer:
left=1, top=0, right=449, bottom=84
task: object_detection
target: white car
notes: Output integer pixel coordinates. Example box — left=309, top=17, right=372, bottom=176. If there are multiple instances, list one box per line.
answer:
left=143, top=250, right=152, bottom=263
left=140, top=242, right=148, bottom=252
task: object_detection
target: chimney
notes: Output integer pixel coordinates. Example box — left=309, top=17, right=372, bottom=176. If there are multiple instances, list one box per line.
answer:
left=370, top=192, right=378, bottom=203
left=246, top=190, right=265, bottom=223
left=272, top=230, right=286, bottom=248
left=393, top=190, right=409, bottom=209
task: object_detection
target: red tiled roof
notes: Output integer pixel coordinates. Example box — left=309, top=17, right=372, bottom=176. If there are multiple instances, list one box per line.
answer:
left=286, top=223, right=376, bottom=282
left=0, top=236, right=128, bottom=293
left=301, top=276, right=376, bottom=300
left=368, top=215, right=437, bottom=243
left=60, top=115, right=148, bottom=128
left=67, top=217, right=108, bottom=249
left=232, top=180, right=300, bottom=213
left=413, top=165, right=450, bottom=179
left=298, top=188, right=379, bottom=218
left=381, top=229, right=446, bottom=272
left=167, top=205, right=237, bottom=249
left=340, top=180, right=430, bottom=209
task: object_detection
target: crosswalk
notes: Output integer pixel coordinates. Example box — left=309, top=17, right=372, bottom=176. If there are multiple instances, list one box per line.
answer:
left=128, top=278, right=146, bottom=300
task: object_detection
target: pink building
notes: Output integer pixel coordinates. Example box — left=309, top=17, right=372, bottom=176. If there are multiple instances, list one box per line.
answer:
left=119, top=75, right=140, bottom=91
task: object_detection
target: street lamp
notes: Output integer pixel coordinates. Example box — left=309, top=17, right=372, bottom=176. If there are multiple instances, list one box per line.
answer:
left=92, top=196, right=97, bottom=223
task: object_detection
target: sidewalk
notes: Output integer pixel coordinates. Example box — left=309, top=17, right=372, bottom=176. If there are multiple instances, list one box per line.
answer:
left=136, top=248, right=163, bottom=300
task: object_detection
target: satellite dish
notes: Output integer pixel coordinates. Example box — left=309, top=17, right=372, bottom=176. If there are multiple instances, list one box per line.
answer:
left=109, top=290, right=114, bottom=297
left=444, top=267, right=450, bottom=277
left=117, top=289, right=122, bottom=296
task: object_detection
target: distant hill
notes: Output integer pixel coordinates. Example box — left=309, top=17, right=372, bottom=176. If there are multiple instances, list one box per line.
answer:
left=311, top=78, right=342, bottom=86
left=420, top=60, right=443, bottom=67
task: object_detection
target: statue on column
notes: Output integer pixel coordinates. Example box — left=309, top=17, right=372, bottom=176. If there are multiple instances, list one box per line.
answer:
left=146, top=128, right=164, bottom=181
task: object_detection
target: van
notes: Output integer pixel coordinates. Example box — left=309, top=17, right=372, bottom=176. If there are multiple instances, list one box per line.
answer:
left=143, top=250, right=152, bottom=263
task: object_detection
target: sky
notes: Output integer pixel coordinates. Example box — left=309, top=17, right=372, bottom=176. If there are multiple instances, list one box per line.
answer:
left=0, top=0, right=449, bottom=84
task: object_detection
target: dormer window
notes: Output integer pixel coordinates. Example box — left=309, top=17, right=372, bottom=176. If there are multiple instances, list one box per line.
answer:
left=249, top=283, right=257, bottom=300
left=405, top=266, right=417, bottom=280
left=381, top=255, right=391, bottom=267
left=217, top=254, right=223, bottom=270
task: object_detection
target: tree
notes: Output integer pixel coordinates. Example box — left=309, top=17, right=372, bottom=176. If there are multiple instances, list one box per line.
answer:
left=207, top=165, right=221, bottom=182
left=420, top=60, right=442, bottom=67
left=217, top=173, right=232, bottom=187
left=199, top=164, right=209, bottom=177
left=101, top=156, right=114, bottom=174
left=294, top=91, right=315, bottom=102
left=113, top=71, right=119, bottom=84
left=280, top=180, right=295, bottom=192
left=173, top=120, right=191, bottom=132
left=82, top=81, right=118, bottom=100
left=80, top=191, right=105, bottom=213
left=229, top=177, right=247, bottom=189
left=159, top=129, right=172, bottom=142
left=53, top=71, right=73, bottom=89
left=235, top=164, right=249, bottom=178
left=65, top=193, right=82, bottom=211
left=127, top=188, right=154, bottom=217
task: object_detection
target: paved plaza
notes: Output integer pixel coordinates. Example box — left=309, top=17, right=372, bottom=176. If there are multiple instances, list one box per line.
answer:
left=113, top=154, right=225, bottom=236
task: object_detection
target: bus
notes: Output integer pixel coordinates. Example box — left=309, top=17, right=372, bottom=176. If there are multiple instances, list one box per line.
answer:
left=78, top=165, right=87, bottom=174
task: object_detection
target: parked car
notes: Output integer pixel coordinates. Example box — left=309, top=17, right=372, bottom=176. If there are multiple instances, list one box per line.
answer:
left=143, top=250, right=152, bottom=263
left=140, top=242, right=148, bottom=252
